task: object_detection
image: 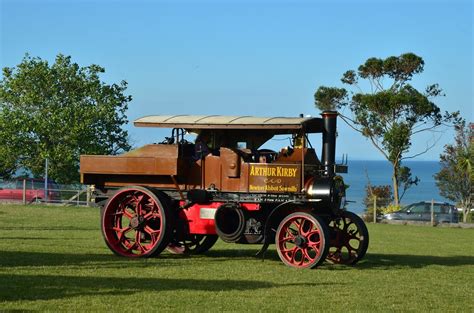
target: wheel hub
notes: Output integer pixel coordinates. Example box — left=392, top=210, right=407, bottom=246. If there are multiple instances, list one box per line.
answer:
left=294, top=235, right=307, bottom=248
left=130, top=216, right=145, bottom=229
left=332, top=228, right=350, bottom=246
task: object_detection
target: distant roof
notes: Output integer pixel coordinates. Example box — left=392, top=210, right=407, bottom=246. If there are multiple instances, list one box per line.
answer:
left=134, top=115, right=324, bottom=132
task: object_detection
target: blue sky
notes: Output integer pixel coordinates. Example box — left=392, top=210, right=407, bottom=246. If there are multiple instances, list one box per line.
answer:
left=1, top=0, right=472, bottom=160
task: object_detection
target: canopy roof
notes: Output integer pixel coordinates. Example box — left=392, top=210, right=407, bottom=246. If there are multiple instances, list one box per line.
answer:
left=134, top=115, right=324, bottom=132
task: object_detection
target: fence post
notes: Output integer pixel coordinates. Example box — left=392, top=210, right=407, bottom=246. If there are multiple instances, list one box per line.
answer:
left=431, top=199, right=435, bottom=226
left=373, top=196, right=377, bottom=223
left=77, top=190, right=80, bottom=206
left=44, top=158, right=48, bottom=203
left=22, top=179, right=26, bottom=205
left=86, top=185, right=91, bottom=207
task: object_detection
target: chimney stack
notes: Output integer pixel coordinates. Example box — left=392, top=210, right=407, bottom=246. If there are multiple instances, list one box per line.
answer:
left=321, top=111, right=338, bottom=176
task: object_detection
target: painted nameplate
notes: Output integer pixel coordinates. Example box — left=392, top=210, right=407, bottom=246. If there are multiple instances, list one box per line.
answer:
left=248, top=163, right=301, bottom=193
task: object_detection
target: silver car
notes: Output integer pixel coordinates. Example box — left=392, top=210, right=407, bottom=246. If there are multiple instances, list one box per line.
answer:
left=383, top=201, right=458, bottom=223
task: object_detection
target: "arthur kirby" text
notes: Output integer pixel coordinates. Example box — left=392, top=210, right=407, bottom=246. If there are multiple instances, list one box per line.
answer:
left=249, top=165, right=298, bottom=178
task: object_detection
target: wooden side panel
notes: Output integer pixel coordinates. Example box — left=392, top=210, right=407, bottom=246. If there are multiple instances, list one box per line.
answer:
left=220, top=147, right=240, bottom=178
left=81, top=173, right=177, bottom=188
left=203, top=155, right=221, bottom=189
left=80, top=144, right=187, bottom=178
left=239, top=163, right=250, bottom=192
left=221, top=177, right=241, bottom=191
left=80, top=155, right=180, bottom=176
left=79, top=143, right=200, bottom=188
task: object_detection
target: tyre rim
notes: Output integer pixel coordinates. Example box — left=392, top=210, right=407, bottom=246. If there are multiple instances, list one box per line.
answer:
left=277, top=215, right=324, bottom=268
left=103, top=189, right=164, bottom=257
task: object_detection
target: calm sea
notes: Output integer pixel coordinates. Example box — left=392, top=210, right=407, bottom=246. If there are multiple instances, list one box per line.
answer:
left=342, top=160, right=446, bottom=214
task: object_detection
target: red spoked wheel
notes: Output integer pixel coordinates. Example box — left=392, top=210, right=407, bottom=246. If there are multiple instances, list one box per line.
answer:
left=167, top=235, right=218, bottom=255
left=326, top=211, right=369, bottom=265
left=101, top=186, right=173, bottom=258
left=275, top=212, right=329, bottom=269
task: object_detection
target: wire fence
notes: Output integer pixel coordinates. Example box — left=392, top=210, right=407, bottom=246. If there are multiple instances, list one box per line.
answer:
left=0, top=179, right=93, bottom=206
left=0, top=179, right=468, bottom=224
left=363, top=196, right=461, bottom=225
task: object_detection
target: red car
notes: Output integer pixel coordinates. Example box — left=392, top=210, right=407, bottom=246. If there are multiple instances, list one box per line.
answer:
left=0, top=178, right=60, bottom=203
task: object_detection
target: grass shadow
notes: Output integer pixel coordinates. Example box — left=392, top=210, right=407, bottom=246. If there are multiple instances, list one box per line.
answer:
left=2, top=249, right=472, bottom=272
left=0, top=249, right=279, bottom=268
left=0, top=251, right=162, bottom=268
left=357, top=253, right=474, bottom=269
left=201, top=249, right=474, bottom=270
left=0, top=273, right=339, bottom=302
left=202, top=248, right=271, bottom=259
left=0, top=274, right=272, bottom=301
left=0, top=226, right=97, bottom=231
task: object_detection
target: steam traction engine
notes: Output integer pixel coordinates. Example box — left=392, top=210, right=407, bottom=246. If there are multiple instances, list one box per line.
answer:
left=80, top=111, right=369, bottom=269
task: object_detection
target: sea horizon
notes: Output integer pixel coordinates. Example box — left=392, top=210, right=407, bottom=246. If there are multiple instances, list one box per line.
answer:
left=337, top=158, right=441, bottom=162
left=342, top=159, right=446, bottom=214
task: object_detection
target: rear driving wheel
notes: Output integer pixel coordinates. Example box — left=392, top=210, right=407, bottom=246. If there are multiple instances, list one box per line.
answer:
left=275, top=212, right=329, bottom=269
left=101, top=186, right=173, bottom=257
left=326, top=211, right=369, bottom=265
left=167, top=235, right=218, bottom=254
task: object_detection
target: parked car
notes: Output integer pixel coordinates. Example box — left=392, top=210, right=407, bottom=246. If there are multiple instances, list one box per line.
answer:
left=0, top=178, right=60, bottom=203
left=383, top=201, right=458, bottom=223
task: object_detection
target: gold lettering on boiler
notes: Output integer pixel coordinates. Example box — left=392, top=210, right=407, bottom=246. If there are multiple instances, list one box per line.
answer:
left=248, top=164, right=299, bottom=193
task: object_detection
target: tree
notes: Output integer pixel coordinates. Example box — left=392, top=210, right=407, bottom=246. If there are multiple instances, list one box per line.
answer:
left=0, top=113, right=20, bottom=179
left=314, top=53, right=458, bottom=205
left=435, top=120, right=473, bottom=223
left=397, top=166, right=419, bottom=202
left=0, top=54, right=131, bottom=183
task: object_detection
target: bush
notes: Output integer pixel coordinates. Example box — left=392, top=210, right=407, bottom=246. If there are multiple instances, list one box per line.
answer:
left=381, top=204, right=401, bottom=214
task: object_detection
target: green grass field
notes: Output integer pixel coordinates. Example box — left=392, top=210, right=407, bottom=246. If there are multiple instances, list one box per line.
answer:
left=0, top=204, right=473, bottom=312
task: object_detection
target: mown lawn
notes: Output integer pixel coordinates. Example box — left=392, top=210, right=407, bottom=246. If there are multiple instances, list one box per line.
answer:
left=0, top=204, right=473, bottom=312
